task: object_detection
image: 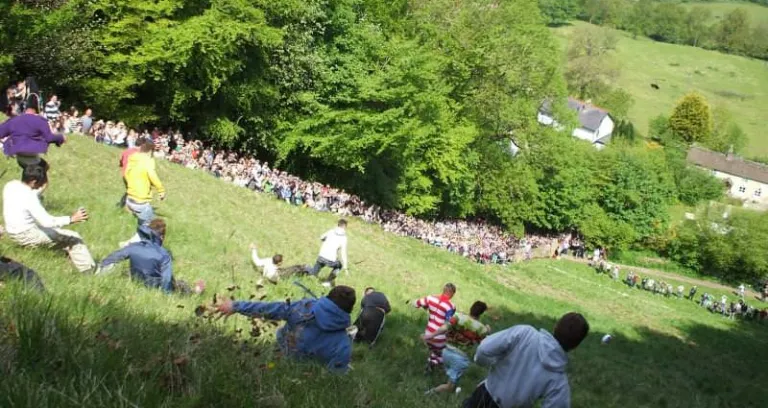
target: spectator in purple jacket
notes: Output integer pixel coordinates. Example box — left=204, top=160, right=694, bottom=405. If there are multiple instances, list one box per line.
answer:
left=0, top=95, right=65, bottom=170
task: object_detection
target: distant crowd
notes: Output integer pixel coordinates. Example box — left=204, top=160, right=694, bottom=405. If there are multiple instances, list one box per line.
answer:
left=22, top=98, right=571, bottom=265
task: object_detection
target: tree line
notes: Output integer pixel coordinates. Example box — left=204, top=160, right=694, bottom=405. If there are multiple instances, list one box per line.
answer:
left=0, top=0, right=763, bottom=283
left=540, top=0, right=768, bottom=60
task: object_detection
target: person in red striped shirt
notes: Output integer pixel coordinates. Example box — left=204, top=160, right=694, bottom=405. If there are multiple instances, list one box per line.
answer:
left=410, top=283, right=457, bottom=371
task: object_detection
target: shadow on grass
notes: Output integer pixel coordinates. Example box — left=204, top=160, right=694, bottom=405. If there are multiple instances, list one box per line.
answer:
left=0, top=281, right=766, bottom=408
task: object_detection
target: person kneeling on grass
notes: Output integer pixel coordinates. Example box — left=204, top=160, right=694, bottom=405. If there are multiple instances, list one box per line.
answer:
left=214, top=285, right=356, bottom=374
left=424, top=301, right=491, bottom=395
left=353, top=287, right=391, bottom=346
left=98, top=219, right=203, bottom=295
left=462, top=312, right=589, bottom=408
left=0, top=254, right=45, bottom=292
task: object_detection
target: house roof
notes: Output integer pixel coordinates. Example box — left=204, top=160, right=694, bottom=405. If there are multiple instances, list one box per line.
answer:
left=687, top=146, right=768, bottom=184
left=539, top=97, right=610, bottom=132
left=567, top=98, right=609, bottom=132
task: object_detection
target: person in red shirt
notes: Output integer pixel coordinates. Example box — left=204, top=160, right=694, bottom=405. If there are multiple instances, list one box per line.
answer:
left=410, top=283, right=457, bottom=371
left=117, top=139, right=142, bottom=207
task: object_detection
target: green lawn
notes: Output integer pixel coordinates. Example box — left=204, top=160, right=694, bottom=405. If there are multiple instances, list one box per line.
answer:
left=0, top=138, right=766, bottom=407
left=554, top=21, right=768, bottom=155
left=681, top=2, right=768, bottom=26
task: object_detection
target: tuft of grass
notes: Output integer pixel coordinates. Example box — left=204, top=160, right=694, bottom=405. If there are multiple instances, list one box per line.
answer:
left=0, top=137, right=766, bottom=407
left=554, top=21, right=768, bottom=155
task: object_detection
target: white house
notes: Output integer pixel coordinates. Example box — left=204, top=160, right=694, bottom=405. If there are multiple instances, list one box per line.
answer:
left=537, top=97, right=615, bottom=149
left=687, top=146, right=768, bottom=208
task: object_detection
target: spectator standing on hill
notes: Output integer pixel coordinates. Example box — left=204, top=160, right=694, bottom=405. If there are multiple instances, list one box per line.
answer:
left=411, top=283, right=457, bottom=371
left=98, top=219, right=202, bottom=294
left=122, top=140, right=165, bottom=246
left=80, top=108, right=93, bottom=135
left=688, top=286, right=698, bottom=301
left=354, top=287, right=391, bottom=346
left=44, top=95, right=61, bottom=122
left=215, top=285, right=356, bottom=373
left=310, top=219, right=349, bottom=288
left=0, top=96, right=65, bottom=170
left=2, top=164, right=95, bottom=273
left=463, top=312, right=590, bottom=408
left=424, top=300, right=490, bottom=395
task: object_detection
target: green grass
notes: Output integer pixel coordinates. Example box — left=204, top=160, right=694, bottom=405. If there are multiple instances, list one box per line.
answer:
left=0, top=137, right=766, bottom=407
left=554, top=21, right=768, bottom=155
left=680, top=2, right=768, bottom=26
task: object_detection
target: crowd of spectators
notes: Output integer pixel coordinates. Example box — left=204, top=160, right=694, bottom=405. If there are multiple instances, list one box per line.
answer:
left=11, top=102, right=571, bottom=264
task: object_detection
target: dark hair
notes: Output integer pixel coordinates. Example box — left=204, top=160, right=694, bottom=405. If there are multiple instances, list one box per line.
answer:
left=140, top=140, right=155, bottom=153
left=25, top=94, right=40, bottom=113
left=327, top=285, right=356, bottom=314
left=21, top=163, right=48, bottom=186
left=553, top=312, right=589, bottom=352
left=149, top=218, right=166, bottom=239
left=272, top=254, right=283, bottom=265
left=470, top=301, right=488, bottom=318
left=364, top=287, right=375, bottom=295
left=338, top=219, right=348, bottom=227
left=443, top=283, right=456, bottom=295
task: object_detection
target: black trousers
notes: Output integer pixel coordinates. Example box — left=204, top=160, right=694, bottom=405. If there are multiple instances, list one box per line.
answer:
left=354, top=307, right=386, bottom=345
left=0, top=257, right=45, bottom=292
left=463, top=383, right=500, bottom=408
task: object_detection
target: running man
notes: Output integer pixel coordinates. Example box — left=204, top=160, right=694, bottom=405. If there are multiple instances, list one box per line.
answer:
left=410, top=283, right=457, bottom=371
left=424, top=301, right=490, bottom=395
left=310, top=219, right=348, bottom=288
left=122, top=140, right=165, bottom=246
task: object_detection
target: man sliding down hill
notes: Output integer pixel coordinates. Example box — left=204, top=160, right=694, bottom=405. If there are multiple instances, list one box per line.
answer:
left=98, top=218, right=203, bottom=295
left=122, top=140, right=165, bottom=247
left=248, top=242, right=311, bottom=284
left=424, top=301, right=491, bottom=395
left=215, top=285, right=356, bottom=373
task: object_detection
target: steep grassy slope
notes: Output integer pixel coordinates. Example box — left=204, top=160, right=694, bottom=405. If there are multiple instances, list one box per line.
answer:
left=0, top=137, right=766, bottom=407
left=554, top=21, right=768, bottom=155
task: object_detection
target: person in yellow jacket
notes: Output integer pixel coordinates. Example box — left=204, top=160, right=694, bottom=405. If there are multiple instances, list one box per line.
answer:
left=121, top=140, right=165, bottom=246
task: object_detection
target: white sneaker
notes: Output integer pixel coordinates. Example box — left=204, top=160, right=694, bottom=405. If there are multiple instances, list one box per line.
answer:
left=321, top=282, right=332, bottom=288
left=119, top=241, right=129, bottom=248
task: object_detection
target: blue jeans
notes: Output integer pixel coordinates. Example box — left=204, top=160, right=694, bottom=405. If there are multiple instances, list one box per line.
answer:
left=126, top=199, right=155, bottom=227
left=443, top=346, right=470, bottom=385
left=311, top=257, right=342, bottom=282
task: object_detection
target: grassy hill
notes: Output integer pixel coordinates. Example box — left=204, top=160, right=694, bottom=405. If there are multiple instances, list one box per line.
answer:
left=0, top=137, right=766, bottom=407
left=554, top=21, right=768, bottom=155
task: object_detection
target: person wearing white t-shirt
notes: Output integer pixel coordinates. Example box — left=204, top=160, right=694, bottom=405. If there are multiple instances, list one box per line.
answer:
left=249, top=243, right=283, bottom=284
left=2, top=163, right=95, bottom=272
left=310, top=219, right=349, bottom=287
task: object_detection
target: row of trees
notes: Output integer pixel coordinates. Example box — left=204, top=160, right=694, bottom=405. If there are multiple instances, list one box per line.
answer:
left=539, top=0, right=768, bottom=60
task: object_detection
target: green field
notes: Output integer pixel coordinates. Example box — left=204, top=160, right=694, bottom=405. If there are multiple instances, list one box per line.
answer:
left=681, top=2, right=768, bottom=26
left=0, top=138, right=766, bottom=407
left=554, top=21, right=768, bottom=155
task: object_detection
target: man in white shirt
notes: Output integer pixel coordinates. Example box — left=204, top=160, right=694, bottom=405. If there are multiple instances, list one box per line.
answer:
left=2, top=163, right=95, bottom=272
left=310, top=219, right=349, bottom=288
left=249, top=243, right=283, bottom=284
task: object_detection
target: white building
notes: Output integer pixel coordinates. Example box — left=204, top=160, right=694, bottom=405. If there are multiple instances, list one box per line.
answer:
left=537, top=97, right=615, bottom=149
left=687, top=146, right=768, bottom=208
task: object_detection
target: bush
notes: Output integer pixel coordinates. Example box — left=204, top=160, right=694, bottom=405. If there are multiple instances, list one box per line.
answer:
left=676, top=167, right=725, bottom=206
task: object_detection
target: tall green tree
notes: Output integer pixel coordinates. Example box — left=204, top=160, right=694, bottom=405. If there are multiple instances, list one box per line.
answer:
left=715, top=8, right=752, bottom=55
left=669, top=92, right=713, bottom=144
left=564, top=25, right=619, bottom=99
left=538, top=0, right=578, bottom=26
left=683, top=6, right=712, bottom=47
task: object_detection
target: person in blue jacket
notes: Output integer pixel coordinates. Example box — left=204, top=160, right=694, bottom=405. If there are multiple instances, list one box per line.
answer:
left=215, top=285, right=356, bottom=374
left=98, top=218, right=179, bottom=293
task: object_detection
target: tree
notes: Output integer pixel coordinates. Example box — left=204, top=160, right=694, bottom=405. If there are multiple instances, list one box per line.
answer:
left=621, top=0, right=654, bottom=39
left=669, top=93, right=713, bottom=144
left=683, top=6, right=712, bottom=48
left=649, top=3, right=686, bottom=44
left=715, top=8, right=752, bottom=55
left=564, top=25, right=619, bottom=99
left=539, top=0, right=578, bottom=26
left=705, top=106, right=747, bottom=154
left=580, top=0, right=626, bottom=27
left=749, top=22, right=768, bottom=60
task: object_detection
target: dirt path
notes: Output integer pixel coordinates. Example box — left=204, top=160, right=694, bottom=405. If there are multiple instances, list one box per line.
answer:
left=566, top=257, right=764, bottom=300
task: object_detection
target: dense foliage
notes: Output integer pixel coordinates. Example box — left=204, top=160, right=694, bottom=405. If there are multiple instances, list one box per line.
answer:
left=664, top=208, right=768, bottom=284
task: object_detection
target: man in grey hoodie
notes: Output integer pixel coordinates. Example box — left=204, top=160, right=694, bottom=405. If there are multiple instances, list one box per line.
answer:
left=463, top=312, right=589, bottom=408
